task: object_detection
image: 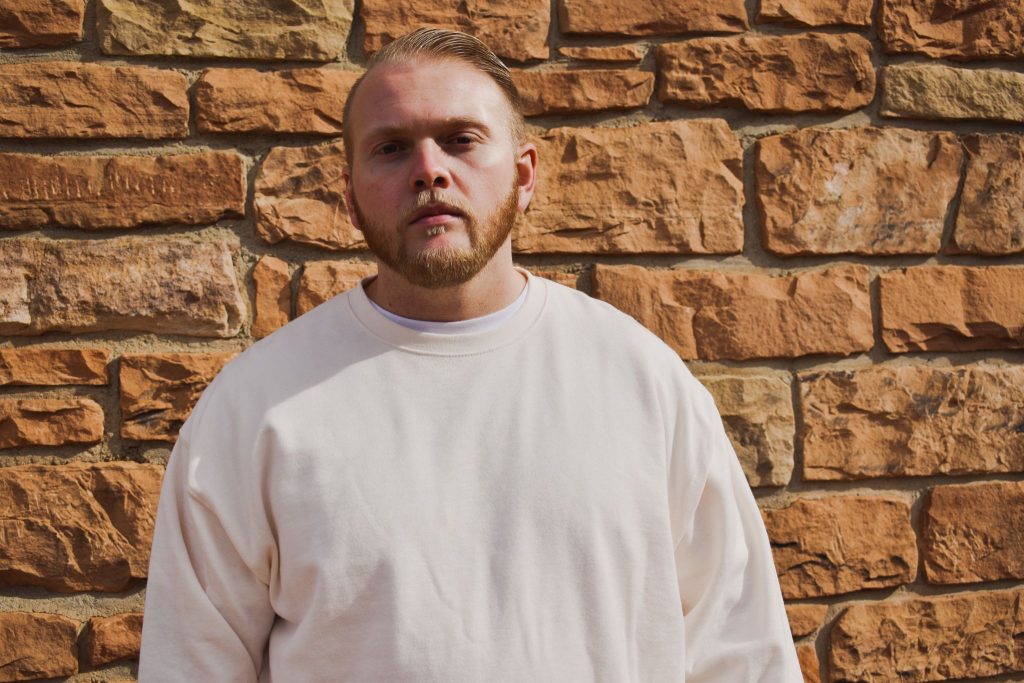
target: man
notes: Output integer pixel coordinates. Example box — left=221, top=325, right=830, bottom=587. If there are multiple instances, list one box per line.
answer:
left=139, top=28, right=802, bottom=682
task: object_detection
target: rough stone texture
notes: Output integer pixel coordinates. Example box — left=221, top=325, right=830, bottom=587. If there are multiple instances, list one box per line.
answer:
left=0, top=462, right=163, bottom=592
left=98, top=0, right=352, bottom=60
left=362, top=0, right=549, bottom=62
left=559, top=0, right=747, bottom=35
left=656, top=33, right=874, bottom=113
left=923, top=481, right=1024, bottom=585
left=82, top=612, right=143, bottom=667
left=0, top=152, right=245, bottom=230
left=195, top=68, right=360, bottom=135
left=592, top=265, right=872, bottom=360
left=0, top=0, right=84, bottom=48
left=756, top=127, right=963, bottom=255
left=529, top=268, right=579, bottom=289
left=0, top=612, right=78, bottom=681
left=556, top=45, right=646, bottom=62
left=758, top=0, right=872, bottom=26
left=252, top=256, right=292, bottom=339
left=764, top=496, right=917, bottom=599
left=0, top=398, right=104, bottom=450
left=830, top=588, right=1024, bottom=681
left=880, top=266, right=1024, bottom=352
left=120, top=353, right=235, bottom=442
left=513, top=69, right=654, bottom=116
left=518, top=121, right=744, bottom=255
left=0, top=62, right=188, bottom=139
left=797, top=644, right=821, bottom=683
left=950, top=133, right=1024, bottom=255
left=880, top=0, right=1024, bottom=60
left=881, top=63, right=1024, bottom=122
left=297, top=261, right=375, bottom=316
left=254, top=141, right=364, bottom=252
left=787, top=604, right=829, bottom=638
left=0, top=349, right=108, bottom=386
left=699, top=375, right=794, bottom=487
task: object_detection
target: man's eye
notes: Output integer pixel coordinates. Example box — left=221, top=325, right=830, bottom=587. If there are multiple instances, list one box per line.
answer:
left=449, top=134, right=475, bottom=146
left=375, top=143, right=402, bottom=156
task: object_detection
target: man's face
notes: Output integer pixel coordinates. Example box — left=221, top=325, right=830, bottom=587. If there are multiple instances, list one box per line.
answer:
left=344, top=58, right=534, bottom=289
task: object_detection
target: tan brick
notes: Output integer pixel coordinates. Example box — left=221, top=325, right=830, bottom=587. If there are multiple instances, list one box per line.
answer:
left=700, top=375, right=794, bottom=487
left=787, top=604, right=828, bottom=638
left=195, top=68, right=360, bottom=134
left=0, top=398, right=103, bottom=449
left=592, top=265, right=872, bottom=361
left=82, top=612, right=143, bottom=667
left=881, top=63, right=1024, bottom=122
left=830, top=588, right=1024, bottom=680
left=98, top=0, right=351, bottom=60
left=0, top=0, right=84, bottom=48
left=656, top=33, right=874, bottom=113
left=950, top=134, right=1024, bottom=255
left=0, top=349, right=108, bottom=386
left=758, top=0, right=872, bottom=26
left=0, top=152, right=245, bottom=230
left=0, top=612, right=78, bottom=681
left=880, top=266, right=1024, bottom=352
left=559, top=0, right=747, bottom=35
left=556, top=45, right=646, bottom=62
left=297, top=261, right=376, bottom=316
left=923, top=481, right=1024, bottom=585
left=527, top=268, right=579, bottom=290
left=797, top=644, right=821, bottom=683
left=362, top=0, right=549, bottom=61
left=252, top=256, right=292, bottom=339
left=514, top=69, right=653, bottom=116
left=254, top=141, right=364, bottom=252
left=518, top=121, right=744, bottom=255
left=120, top=353, right=235, bottom=442
left=0, top=62, right=188, bottom=139
left=0, top=462, right=162, bottom=592
left=756, top=127, right=962, bottom=255
left=801, top=364, right=1024, bottom=480
left=0, top=238, right=245, bottom=338
left=880, top=0, right=1024, bottom=59
left=765, top=496, right=917, bottom=599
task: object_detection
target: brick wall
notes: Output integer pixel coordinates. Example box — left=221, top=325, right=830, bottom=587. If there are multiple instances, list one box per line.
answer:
left=1, top=0, right=1022, bottom=680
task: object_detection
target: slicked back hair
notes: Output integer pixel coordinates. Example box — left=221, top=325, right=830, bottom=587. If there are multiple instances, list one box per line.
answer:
left=342, top=28, right=526, bottom=164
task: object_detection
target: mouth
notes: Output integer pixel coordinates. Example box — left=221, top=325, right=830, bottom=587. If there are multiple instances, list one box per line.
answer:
left=408, top=202, right=465, bottom=229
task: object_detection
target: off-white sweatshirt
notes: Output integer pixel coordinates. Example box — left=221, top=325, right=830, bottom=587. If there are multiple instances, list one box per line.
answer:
left=139, top=269, right=802, bottom=682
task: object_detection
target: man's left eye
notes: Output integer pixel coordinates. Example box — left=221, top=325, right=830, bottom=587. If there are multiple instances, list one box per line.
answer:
left=449, top=135, right=475, bottom=146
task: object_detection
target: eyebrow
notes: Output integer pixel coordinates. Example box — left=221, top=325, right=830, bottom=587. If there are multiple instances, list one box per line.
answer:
left=363, top=116, right=494, bottom=143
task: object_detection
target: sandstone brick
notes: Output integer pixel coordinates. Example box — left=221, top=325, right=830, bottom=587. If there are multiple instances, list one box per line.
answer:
left=195, top=68, right=360, bottom=134
left=0, top=238, right=245, bottom=338
left=518, top=121, right=744, bottom=254
left=764, top=496, right=917, bottom=599
left=82, top=612, right=143, bottom=667
left=756, top=127, right=962, bottom=255
left=758, top=0, right=872, bottom=26
left=297, top=261, right=376, bottom=316
left=0, top=349, right=108, bottom=386
left=656, top=33, right=874, bottom=113
left=950, top=134, right=1024, bottom=255
left=880, top=266, right=1024, bottom=352
left=880, top=0, right=1024, bottom=59
left=797, top=644, right=821, bottom=683
left=0, top=462, right=162, bottom=592
left=700, top=375, right=794, bottom=487
left=254, top=141, right=364, bottom=252
left=830, top=588, right=1024, bottom=680
left=923, top=481, right=1024, bottom=585
left=98, top=0, right=352, bottom=60
left=0, top=62, right=188, bottom=139
left=253, top=256, right=292, bottom=339
left=881, top=63, right=1024, bottom=122
left=0, top=612, right=78, bottom=681
left=0, top=398, right=103, bottom=449
left=801, top=364, right=1024, bottom=480
left=0, top=0, right=84, bottom=48
left=528, top=268, right=579, bottom=289
left=787, top=604, right=828, bottom=638
left=362, top=0, right=549, bottom=62
left=0, top=152, right=245, bottom=230
left=592, top=265, right=872, bottom=360
left=559, top=0, right=747, bottom=35
left=120, top=353, right=235, bottom=442
left=514, top=69, right=653, bottom=116
left=556, top=45, right=646, bottom=62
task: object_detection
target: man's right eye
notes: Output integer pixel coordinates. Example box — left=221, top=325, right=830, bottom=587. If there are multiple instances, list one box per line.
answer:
left=374, top=142, right=402, bottom=156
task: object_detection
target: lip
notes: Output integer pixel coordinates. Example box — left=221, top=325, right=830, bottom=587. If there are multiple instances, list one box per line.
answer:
left=408, top=203, right=465, bottom=227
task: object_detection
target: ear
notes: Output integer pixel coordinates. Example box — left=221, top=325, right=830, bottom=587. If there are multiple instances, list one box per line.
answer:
left=514, top=142, right=538, bottom=214
left=343, top=166, right=363, bottom=233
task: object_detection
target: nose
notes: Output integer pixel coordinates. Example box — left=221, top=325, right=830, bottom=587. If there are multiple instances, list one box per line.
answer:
left=410, top=140, right=452, bottom=191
